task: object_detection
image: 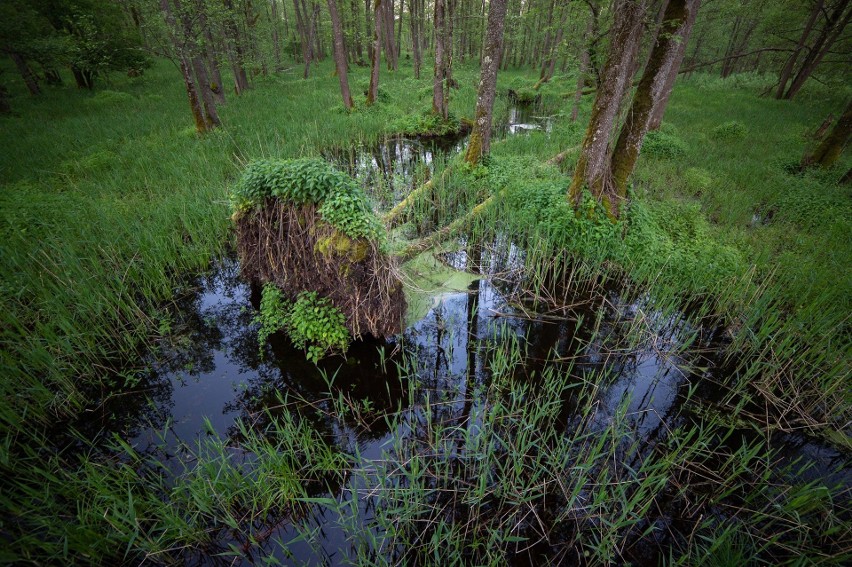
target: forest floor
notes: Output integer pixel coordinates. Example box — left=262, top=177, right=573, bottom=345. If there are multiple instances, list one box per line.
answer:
left=0, top=58, right=849, bottom=564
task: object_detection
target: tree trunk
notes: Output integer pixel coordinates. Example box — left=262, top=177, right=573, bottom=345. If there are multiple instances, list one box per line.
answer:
left=198, top=2, right=226, bottom=103
left=433, top=0, right=447, bottom=117
left=271, top=0, right=283, bottom=71
left=161, top=0, right=210, bottom=133
left=397, top=0, right=405, bottom=60
left=648, top=0, right=699, bottom=129
left=191, top=56, right=222, bottom=128
left=775, top=0, right=822, bottom=99
left=293, top=0, right=313, bottom=77
left=568, top=0, right=647, bottom=210
left=312, top=1, right=324, bottom=61
left=784, top=0, right=851, bottom=100
left=410, top=0, right=422, bottom=77
left=535, top=3, right=567, bottom=88
left=801, top=99, right=852, bottom=169
left=328, top=0, right=354, bottom=109
left=8, top=52, right=41, bottom=95
left=224, top=0, right=251, bottom=93
left=367, top=0, right=382, bottom=104
left=464, top=0, right=508, bottom=165
left=383, top=0, right=398, bottom=70
left=610, top=0, right=697, bottom=214
left=571, top=16, right=594, bottom=122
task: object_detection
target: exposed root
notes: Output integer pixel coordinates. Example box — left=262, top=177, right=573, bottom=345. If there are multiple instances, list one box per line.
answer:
left=235, top=199, right=404, bottom=338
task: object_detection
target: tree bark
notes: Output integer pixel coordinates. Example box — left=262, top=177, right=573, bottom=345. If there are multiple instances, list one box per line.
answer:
left=200, top=4, right=226, bottom=103
left=464, top=0, right=509, bottom=165
left=410, top=0, right=423, bottom=77
left=160, top=0, right=209, bottom=133
left=224, top=0, right=251, bottom=93
left=8, top=52, right=40, bottom=96
left=784, top=0, right=851, bottom=100
left=801, top=99, right=852, bottom=169
left=571, top=16, right=594, bottom=122
left=775, top=0, right=823, bottom=99
left=648, top=0, right=699, bottom=129
left=271, top=0, right=284, bottom=71
left=433, top=0, right=447, bottom=117
left=568, top=0, right=647, bottom=210
left=328, top=0, right=354, bottom=109
left=367, top=0, right=382, bottom=104
left=610, top=0, right=697, bottom=214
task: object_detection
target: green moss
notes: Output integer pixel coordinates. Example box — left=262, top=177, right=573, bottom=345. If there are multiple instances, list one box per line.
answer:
left=315, top=228, right=369, bottom=264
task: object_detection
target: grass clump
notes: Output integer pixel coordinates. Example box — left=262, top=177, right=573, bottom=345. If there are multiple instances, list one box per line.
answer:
left=710, top=120, right=749, bottom=140
left=643, top=129, right=689, bottom=158
left=390, top=109, right=463, bottom=137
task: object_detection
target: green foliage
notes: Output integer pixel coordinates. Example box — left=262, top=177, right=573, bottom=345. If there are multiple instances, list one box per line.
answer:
left=710, top=120, right=749, bottom=140
left=255, top=285, right=350, bottom=363
left=287, top=291, right=350, bottom=364
left=318, top=189, right=383, bottom=241
left=254, top=283, right=291, bottom=349
left=231, top=158, right=383, bottom=241
left=390, top=109, right=462, bottom=137
left=643, top=129, right=689, bottom=158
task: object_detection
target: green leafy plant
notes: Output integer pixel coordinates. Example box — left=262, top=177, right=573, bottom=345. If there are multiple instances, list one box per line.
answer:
left=643, top=130, right=689, bottom=158
left=254, top=283, right=291, bottom=351
left=288, top=291, right=350, bottom=364
left=254, top=285, right=350, bottom=363
left=231, top=158, right=384, bottom=241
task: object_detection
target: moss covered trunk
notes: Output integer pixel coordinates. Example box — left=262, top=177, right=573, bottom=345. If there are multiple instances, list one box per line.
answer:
left=568, top=0, right=648, bottom=213
left=610, top=0, right=696, bottom=212
left=464, top=0, right=508, bottom=165
left=802, top=99, right=852, bottom=169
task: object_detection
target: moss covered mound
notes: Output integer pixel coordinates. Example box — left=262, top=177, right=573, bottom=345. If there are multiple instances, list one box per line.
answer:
left=232, top=159, right=404, bottom=339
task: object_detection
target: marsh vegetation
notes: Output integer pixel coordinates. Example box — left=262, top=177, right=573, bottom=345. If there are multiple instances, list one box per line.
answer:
left=1, top=0, right=850, bottom=564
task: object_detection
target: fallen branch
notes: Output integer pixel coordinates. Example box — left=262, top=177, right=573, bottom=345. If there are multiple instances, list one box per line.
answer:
left=383, top=166, right=452, bottom=228
left=546, top=145, right=581, bottom=166
left=398, top=196, right=495, bottom=263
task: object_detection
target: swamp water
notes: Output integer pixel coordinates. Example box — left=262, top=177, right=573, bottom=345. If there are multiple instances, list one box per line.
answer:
left=83, top=106, right=848, bottom=565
